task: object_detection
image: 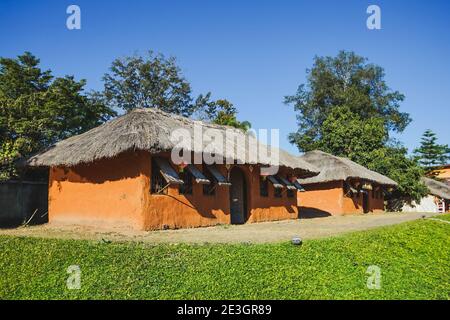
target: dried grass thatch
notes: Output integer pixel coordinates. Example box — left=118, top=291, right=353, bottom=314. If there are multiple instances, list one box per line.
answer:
left=297, top=150, right=397, bottom=186
left=27, top=108, right=319, bottom=175
left=421, top=177, right=450, bottom=200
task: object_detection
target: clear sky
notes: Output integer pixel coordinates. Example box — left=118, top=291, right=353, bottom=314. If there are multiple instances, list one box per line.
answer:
left=1, top=0, right=449, bottom=154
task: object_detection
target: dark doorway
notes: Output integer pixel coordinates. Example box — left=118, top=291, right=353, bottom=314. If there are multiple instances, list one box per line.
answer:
left=362, top=191, right=369, bottom=213
left=229, top=167, right=247, bottom=224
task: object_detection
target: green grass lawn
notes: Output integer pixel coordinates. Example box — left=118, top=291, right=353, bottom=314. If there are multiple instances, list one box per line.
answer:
left=1, top=215, right=449, bottom=300
left=436, top=214, right=450, bottom=222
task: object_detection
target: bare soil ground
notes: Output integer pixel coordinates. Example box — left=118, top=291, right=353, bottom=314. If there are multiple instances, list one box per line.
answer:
left=0, top=211, right=442, bottom=244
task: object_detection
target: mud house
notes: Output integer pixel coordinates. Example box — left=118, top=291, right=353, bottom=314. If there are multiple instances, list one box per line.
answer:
left=297, top=150, right=397, bottom=216
left=27, top=108, right=319, bottom=230
left=402, top=177, right=450, bottom=213
left=430, top=164, right=450, bottom=186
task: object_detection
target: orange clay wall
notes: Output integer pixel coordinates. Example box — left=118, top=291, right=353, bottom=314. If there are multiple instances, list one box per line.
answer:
left=48, top=151, right=148, bottom=229
left=297, top=181, right=346, bottom=216
left=297, top=181, right=385, bottom=216
left=341, top=189, right=385, bottom=213
left=49, top=151, right=299, bottom=231
left=142, top=155, right=298, bottom=230
left=141, top=152, right=230, bottom=230
left=245, top=166, right=298, bottom=223
left=342, top=191, right=363, bottom=214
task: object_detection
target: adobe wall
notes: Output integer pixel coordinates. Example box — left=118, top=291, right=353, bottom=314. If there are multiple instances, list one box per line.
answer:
left=297, top=181, right=345, bottom=216
left=142, top=152, right=230, bottom=230
left=245, top=166, right=298, bottom=223
left=49, top=151, right=148, bottom=229
left=50, top=151, right=301, bottom=230
left=142, top=156, right=298, bottom=229
left=298, top=181, right=386, bottom=216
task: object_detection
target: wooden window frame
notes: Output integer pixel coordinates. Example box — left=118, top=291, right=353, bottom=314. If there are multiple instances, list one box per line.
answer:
left=151, top=159, right=168, bottom=194
left=259, top=176, right=269, bottom=197
left=202, top=167, right=216, bottom=196
left=274, top=187, right=283, bottom=198
left=287, top=189, right=295, bottom=198
left=179, top=170, right=193, bottom=195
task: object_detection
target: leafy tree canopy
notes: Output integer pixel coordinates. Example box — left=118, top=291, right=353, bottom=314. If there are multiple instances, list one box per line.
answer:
left=102, top=52, right=250, bottom=130
left=413, top=129, right=449, bottom=174
left=285, top=51, right=410, bottom=152
left=0, top=52, right=116, bottom=180
left=319, top=105, right=387, bottom=157
left=103, top=52, right=212, bottom=117
left=356, top=145, right=428, bottom=209
left=200, top=99, right=251, bottom=132
left=285, top=51, right=426, bottom=204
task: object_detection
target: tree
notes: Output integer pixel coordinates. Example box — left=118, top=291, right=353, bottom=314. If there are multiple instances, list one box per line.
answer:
left=318, top=105, right=387, bottom=157
left=103, top=52, right=214, bottom=116
left=317, top=106, right=427, bottom=205
left=0, top=52, right=116, bottom=180
left=201, top=99, right=251, bottom=132
left=102, top=51, right=251, bottom=130
left=413, top=129, right=449, bottom=174
left=356, top=145, right=428, bottom=209
left=0, top=142, right=20, bottom=180
left=285, top=51, right=427, bottom=204
left=285, top=51, right=410, bottom=152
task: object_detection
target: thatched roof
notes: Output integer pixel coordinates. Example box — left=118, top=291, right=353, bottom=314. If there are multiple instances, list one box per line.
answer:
left=422, top=177, right=450, bottom=200
left=297, top=150, right=397, bottom=186
left=26, top=108, right=319, bottom=175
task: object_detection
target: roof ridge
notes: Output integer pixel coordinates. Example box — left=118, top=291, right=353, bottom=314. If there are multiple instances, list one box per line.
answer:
left=298, top=150, right=397, bottom=186
left=26, top=106, right=320, bottom=175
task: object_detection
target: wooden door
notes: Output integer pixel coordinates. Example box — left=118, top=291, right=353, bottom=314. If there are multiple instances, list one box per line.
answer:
left=362, top=191, right=369, bottom=213
left=229, top=167, right=247, bottom=224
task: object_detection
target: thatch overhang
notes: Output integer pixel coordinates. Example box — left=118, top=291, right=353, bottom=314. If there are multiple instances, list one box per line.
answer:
left=421, top=177, right=450, bottom=200
left=26, top=108, right=319, bottom=177
left=297, top=150, right=397, bottom=187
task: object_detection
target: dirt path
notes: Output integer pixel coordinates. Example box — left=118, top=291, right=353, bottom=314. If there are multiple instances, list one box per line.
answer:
left=0, top=212, right=444, bottom=244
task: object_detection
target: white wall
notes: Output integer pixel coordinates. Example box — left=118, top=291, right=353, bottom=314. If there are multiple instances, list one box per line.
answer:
left=402, top=195, right=439, bottom=213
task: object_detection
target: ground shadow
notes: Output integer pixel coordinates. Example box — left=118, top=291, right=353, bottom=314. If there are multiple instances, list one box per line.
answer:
left=299, top=206, right=332, bottom=219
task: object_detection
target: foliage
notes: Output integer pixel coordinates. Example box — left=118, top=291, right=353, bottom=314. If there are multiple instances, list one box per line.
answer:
left=201, top=99, right=251, bottom=131
left=285, top=51, right=426, bottom=203
left=103, top=51, right=212, bottom=116
left=285, top=51, right=410, bottom=152
left=102, top=52, right=251, bottom=130
left=318, top=105, right=388, bottom=156
left=0, top=141, right=20, bottom=180
left=0, top=52, right=116, bottom=180
left=413, top=129, right=449, bottom=174
left=358, top=146, right=429, bottom=209
left=1, top=218, right=449, bottom=299
left=316, top=106, right=427, bottom=204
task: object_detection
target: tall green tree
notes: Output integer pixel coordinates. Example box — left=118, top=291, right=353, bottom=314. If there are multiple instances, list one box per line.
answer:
left=103, top=51, right=214, bottom=116
left=285, top=51, right=410, bottom=151
left=413, top=129, right=449, bottom=173
left=285, top=51, right=427, bottom=204
left=0, top=52, right=116, bottom=180
left=102, top=51, right=251, bottom=130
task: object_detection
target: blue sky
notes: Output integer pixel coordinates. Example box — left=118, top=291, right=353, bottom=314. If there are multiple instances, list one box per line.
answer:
left=1, top=0, right=449, bottom=154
